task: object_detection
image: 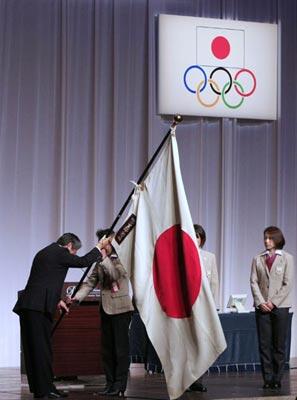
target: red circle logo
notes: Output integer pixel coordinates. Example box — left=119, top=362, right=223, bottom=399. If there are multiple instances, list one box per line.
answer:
left=152, top=225, right=201, bottom=318
left=211, top=36, right=230, bottom=59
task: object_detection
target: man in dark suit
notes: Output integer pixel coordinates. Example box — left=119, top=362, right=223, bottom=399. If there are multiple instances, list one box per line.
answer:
left=13, top=232, right=111, bottom=399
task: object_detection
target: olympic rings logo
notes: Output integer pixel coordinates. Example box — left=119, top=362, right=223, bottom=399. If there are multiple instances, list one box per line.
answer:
left=183, top=65, right=257, bottom=109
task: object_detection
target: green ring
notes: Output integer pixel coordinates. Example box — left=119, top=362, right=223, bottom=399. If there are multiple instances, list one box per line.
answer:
left=221, top=80, right=244, bottom=109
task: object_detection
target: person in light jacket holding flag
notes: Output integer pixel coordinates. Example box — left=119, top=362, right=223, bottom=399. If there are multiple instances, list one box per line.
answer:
left=69, top=229, right=134, bottom=397
left=250, top=226, right=294, bottom=390
left=187, top=224, right=220, bottom=392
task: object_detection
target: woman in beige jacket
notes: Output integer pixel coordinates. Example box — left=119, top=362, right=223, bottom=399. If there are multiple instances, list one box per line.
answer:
left=250, top=226, right=294, bottom=390
left=72, top=229, right=134, bottom=397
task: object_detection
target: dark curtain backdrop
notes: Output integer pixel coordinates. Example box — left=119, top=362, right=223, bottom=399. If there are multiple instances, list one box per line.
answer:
left=0, top=0, right=296, bottom=367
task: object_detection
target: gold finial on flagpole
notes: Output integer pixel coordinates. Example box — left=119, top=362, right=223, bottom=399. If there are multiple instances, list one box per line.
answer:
left=171, top=115, right=183, bottom=128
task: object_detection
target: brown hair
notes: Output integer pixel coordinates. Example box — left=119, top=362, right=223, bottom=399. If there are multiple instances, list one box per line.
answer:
left=264, top=226, right=285, bottom=249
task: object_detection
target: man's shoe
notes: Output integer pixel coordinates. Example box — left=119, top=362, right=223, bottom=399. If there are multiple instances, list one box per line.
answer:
left=98, top=386, right=113, bottom=395
left=47, top=390, right=68, bottom=398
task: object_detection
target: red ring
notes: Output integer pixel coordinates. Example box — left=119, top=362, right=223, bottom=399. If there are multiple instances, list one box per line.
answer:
left=234, top=68, right=257, bottom=97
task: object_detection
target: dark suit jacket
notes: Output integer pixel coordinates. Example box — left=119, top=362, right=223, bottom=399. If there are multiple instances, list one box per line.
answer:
left=13, top=242, right=101, bottom=317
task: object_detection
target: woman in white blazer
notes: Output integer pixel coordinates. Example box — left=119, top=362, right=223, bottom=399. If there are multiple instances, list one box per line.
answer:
left=195, top=224, right=220, bottom=307
left=187, top=224, right=220, bottom=393
left=250, top=226, right=294, bottom=390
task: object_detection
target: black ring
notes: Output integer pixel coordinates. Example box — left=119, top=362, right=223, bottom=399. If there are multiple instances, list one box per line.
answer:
left=209, top=67, right=232, bottom=95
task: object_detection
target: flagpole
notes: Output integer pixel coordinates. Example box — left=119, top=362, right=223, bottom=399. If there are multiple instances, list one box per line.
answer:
left=52, top=115, right=183, bottom=335
left=108, top=114, right=183, bottom=234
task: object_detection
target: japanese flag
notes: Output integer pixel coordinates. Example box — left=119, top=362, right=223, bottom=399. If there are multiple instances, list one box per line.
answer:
left=196, top=26, right=244, bottom=68
left=113, top=129, right=226, bottom=399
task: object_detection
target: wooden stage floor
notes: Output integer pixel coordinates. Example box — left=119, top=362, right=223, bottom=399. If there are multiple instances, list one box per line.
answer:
left=1, top=364, right=297, bottom=400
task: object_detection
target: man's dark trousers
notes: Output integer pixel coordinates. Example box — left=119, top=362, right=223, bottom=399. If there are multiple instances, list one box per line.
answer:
left=20, top=309, right=54, bottom=396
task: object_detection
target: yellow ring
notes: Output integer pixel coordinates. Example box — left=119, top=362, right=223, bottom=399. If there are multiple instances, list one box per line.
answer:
left=196, top=79, right=220, bottom=108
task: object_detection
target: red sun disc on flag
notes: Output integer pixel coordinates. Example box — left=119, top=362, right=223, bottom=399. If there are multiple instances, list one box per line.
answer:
left=152, top=224, right=201, bottom=318
left=211, top=36, right=230, bottom=59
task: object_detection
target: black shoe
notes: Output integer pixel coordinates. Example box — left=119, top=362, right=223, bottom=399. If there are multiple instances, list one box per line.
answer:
left=47, top=390, right=68, bottom=398
left=271, top=382, right=281, bottom=390
left=188, top=382, right=207, bottom=392
left=98, top=386, right=113, bottom=395
left=105, top=389, right=125, bottom=397
left=262, top=382, right=271, bottom=389
left=263, top=380, right=275, bottom=389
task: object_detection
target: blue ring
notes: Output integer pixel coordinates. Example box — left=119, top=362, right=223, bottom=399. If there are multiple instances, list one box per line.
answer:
left=183, top=65, right=207, bottom=94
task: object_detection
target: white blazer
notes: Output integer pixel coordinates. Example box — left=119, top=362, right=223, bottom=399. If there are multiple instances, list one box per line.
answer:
left=199, top=249, right=219, bottom=308
left=250, top=250, right=294, bottom=308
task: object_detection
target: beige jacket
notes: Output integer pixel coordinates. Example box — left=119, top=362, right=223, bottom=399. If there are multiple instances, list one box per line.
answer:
left=200, top=249, right=219, bottom=307
left=75, top=255, right=134, bottom=315
left=250, top=250, right=294, bottom=308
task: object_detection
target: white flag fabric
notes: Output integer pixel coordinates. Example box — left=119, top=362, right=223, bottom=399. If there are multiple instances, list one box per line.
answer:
left=113, top=129, right=226, bottom=399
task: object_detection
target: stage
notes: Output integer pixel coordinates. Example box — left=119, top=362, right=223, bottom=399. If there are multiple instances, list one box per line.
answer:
left=1, top=364, right=297, bottom=400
